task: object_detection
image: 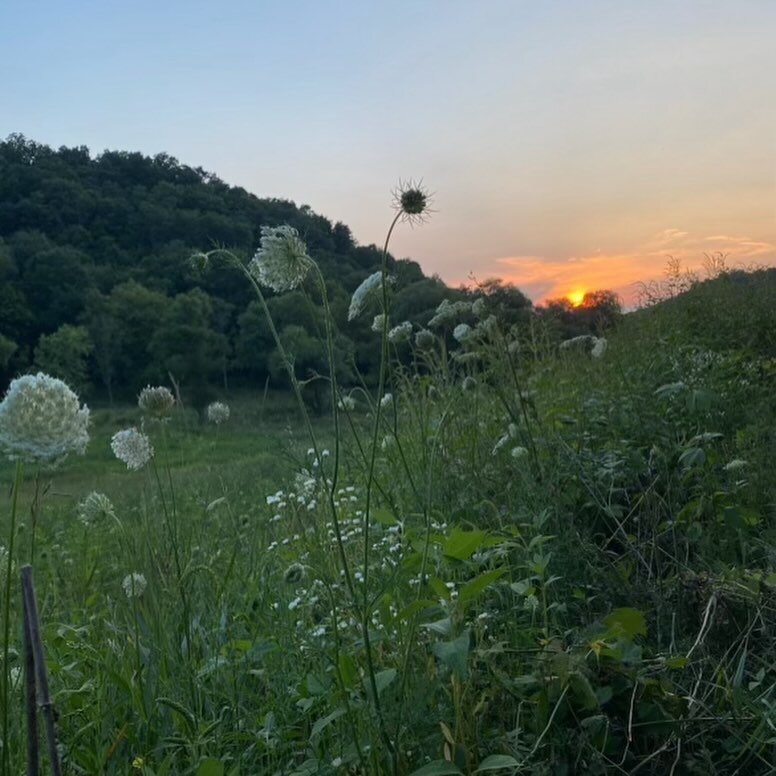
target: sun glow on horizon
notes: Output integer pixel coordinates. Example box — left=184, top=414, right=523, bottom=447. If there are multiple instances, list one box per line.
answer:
left=567, top=289, right=586, bottom=307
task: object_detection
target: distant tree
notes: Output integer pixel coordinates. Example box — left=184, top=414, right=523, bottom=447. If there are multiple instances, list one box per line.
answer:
left=579, top=289, right=623, bottom=333
left=33, top=324, right=92, bottom=393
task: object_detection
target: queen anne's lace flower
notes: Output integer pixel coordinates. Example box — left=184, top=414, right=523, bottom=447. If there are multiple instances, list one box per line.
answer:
left=414, top=329, right=435, bottom=349
left=428, top=299, right=472, bottom=328
left=348, top=272, right=394, bottom=321
left=472, top=297, right=487, bottom=318
left=371, top=314, right=386, bottom=333
left=338, top=395, right=356, bottom=411
left=111, top=428, right=153, bottom=471
left=0, top=373, right=90, bottom=464
left=122, top=572, right=147, bottom=598
left=388, top=321, right=413, bottom=343
left=206, top=402, right=230, bottom=425
left=591, top=337, right=608, bottom=358
left=453, top=323, right=472, bottom=343
left=380, top=393, right=393, bottom=409
left=77, top=491, right=116, bottom=526
left=138, top=385, right=175, bottom=420
left=249, top=225, right=313, bottom=292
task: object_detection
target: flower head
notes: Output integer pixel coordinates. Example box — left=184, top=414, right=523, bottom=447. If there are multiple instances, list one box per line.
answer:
left=77, top=491, right=116, bottom=526
left=392, top=179, right=433, bottom=226
left=348, top=271, right=394, bottom=321
left=414, top=329, right=436, bottom=349
left=138, top=385, right=175, bottom=420
left=453, top=323, right=473, bottom=344
left=380, top=392, right=393, bottom=409
left=249, top=225, right=313, bottom=292
left=122, top=572, right=147, bottom=599
left=591, top=337, right=608, bottom=359
left=111, top=428, right=153, bottom=471
left=388, top=321, right=413, bottom=344
left=206, top=401, right=230, bottom=425
left=283, top=563, right=306, bottom=584
left=371, top=313, right=386, bottom=333
left=428, top=299, right=472, bottom=328
left=0, top=373, right=90, bottom=464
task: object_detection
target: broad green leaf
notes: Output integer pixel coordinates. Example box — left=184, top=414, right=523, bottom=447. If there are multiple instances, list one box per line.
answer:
left=603, top=607, right=646, bottom=639
left=443, top=528, right=488, bottom=560
left=459, top=569, right=506, bottom=605
left=310, top=706, right=346, bottom=740
left=196, top=759, right=224, bottom=776
left=410, top=761, right=464, bottom=775
left=365, top=668, right=397, bottom=698
left=432, top=630, right=471, bottom=679
left=338, top=653, right=358, bottom=688
left=475, top=754, right=520, bottom=772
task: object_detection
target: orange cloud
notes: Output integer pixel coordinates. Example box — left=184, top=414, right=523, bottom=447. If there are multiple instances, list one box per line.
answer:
left=483, top=229, right=776, bottom=306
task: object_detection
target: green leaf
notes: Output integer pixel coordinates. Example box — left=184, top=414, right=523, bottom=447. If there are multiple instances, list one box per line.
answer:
left=310, top=706, right=346, bottom=740
left=603, top=607, right=646, bottom=639
left=679, top=447, right=705, bottom=469
left=475, top=754, right=520, bottom=772
left=196, top=759, right=224, bottom=776
left=410, top=761, right=464, bottom=775
left=365, top=668, right=397, bottom=698
left=443, top=528, right=488, bottom=560
left=338, top=653, right=358, bottom=688
left=459, top=569, right=506, bottom=605
left=431, top=630, right=471, bottom=679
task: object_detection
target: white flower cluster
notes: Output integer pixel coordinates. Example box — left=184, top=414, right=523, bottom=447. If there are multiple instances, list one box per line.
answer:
left=122, top=572, right=147, bottom=599
left=591, top=337, right=607, bottom=358
left=472, top=297, right=487, bottom=318
left=388, top=321, right=413, bottom=343
left=453, top=323, right=473, bottom=343
left=338, top=395, right=356, bottom=411
left=138, top=385, right=175, bottom=420
left=414, top=329, right=435, bottom=349
left=206, top=401, right=230, bottom=425
left=371, top=313, right=386, bottom=333
left=380, top=393, right=393, bottom=409
left=348, top=271, right=394, bottom=321
left=111, top=428, right=153, bottom=471
left=428, top=299, right=472, bottom=328
left=249, top=225, right=313, bottom=293
left=77, top=491, right=116, bottom=526
left=0, top=373, right=90, bottom=464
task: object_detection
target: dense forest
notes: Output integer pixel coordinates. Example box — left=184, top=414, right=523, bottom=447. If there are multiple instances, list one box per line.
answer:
left=0, top=134, right=615, bottom=408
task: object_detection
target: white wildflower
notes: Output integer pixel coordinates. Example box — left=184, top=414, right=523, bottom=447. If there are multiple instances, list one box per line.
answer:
left=380, top=393, right=393, bottom=409
left=0, top=373, right=90, bottom=464
left=77, top=491, right=116, bottom=526
left=122, top=572, right=147, bottom=598
left=338, top=395, right=356, bottom=411
left=388, top=321, right=413, bottom=343
left=206, top=401, right=230, bottom=425
left=138, top=385, right=175, bottom=420
left=472, top=297, right=487, bottom=318
left=428, top=299, right=472, bottom=327
left=591, top=337, right=608, bottom=358
left=511, top=446, right=529, bottom=460
left=111, top=428, right=153, bottom=471
left=248, top=225, right=313, bottom=292
left=348, top=272, right=394, bottom=321
left=414, top=329, right=435, bottom=349
left=453, top=323, right=472, bottom=343
left=724, top=459, right=748, bottom=472
left=560, top=335, right=597, bottom=352
left=371, top=313, right=386, bottom=333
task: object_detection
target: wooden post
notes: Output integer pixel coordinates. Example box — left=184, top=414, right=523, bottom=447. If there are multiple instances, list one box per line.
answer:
left=20, top=566, right=61, bottom=776
left=22, top=595, right=39, bottom=776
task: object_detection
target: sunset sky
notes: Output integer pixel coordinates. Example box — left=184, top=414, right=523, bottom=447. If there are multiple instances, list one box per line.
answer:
left=2, top=0, right=774, bottom=304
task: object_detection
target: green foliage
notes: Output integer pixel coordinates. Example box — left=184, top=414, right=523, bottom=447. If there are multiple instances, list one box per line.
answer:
left=33, top=323, right=93, bottom=393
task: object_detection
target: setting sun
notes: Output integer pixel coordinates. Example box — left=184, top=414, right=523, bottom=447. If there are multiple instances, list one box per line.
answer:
left=567, top=289, right=586, bottom=307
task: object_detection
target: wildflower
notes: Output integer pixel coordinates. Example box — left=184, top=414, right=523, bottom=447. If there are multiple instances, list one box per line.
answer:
left=338, top=395, right=356, bottom=411
left=371, top=313, right=386, bottom=333
left=111, top=428, right=153, bottom=471
left=138, top=385, right=175, bottom=420
left=0, top=372, right=90, bottom=464
left=388, top=321, right=413, bottom=343
left=591, top=337, right=608, bottom=358
left=560, top=335, right=597, bottom=352
left=132, top=757, right=145, bottom=770
left=462, top=376, right=477, bottom=392
left=122, top=572, right=147, bottom=598
left=453, top=323, right=472, bottom=343
left=206, top=401, right=230, bottom=425
left=284, top=563, right=306, bottom=584
left=77, top=491, right=116, bottom=526
left=472, top=297, right=487, bottom=318
left=248, top=225, right=313, bottom=292
left=414, top=329, right=436, bottom=349
left=511, top=446, right=529, bottom=460
left=724, top=459, right=748, bottom=472
left=428, top=299, right=472, bottom=327
left=380, top=393, right=393, bottom=409
left=348, top=271, right=394, bottom=321
left=392, top=179, right=432, bottom=225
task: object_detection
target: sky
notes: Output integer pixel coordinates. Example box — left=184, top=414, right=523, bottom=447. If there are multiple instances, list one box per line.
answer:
left=2, top=0, right=774, bottom=304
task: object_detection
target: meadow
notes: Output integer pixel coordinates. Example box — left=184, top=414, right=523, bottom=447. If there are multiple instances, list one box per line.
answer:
left=1, top=247, right=775, bottom=775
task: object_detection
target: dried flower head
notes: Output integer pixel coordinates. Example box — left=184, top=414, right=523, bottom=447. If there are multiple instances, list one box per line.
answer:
left=206, top=401, right=230, bottom=425
left=249, top=225, right=313, bottom=293
left=138, top=385, right=175, bottom=420
left=122, top=572, right=147, bottom=598
left=414, top=329, right=436, bottom=349
left=392, top=179, right=433, bottom=226
left=284, top=563, right=306, bottom=584
left=77, top=491, right=116, bottom=526
left=111, top=428, right=153, bottom=471
left=0, top=372, right=90, bottom=464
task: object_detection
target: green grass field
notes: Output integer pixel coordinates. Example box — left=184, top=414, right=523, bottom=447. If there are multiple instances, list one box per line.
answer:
left=2, top=271, right=775, bottom=775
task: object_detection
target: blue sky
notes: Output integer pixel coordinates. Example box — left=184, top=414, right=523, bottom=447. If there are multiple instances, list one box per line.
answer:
left=2, top=0, right=774, bottom=301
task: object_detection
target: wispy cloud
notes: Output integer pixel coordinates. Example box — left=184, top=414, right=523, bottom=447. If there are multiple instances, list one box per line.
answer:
left=484, top=229, right=776, bottom=305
